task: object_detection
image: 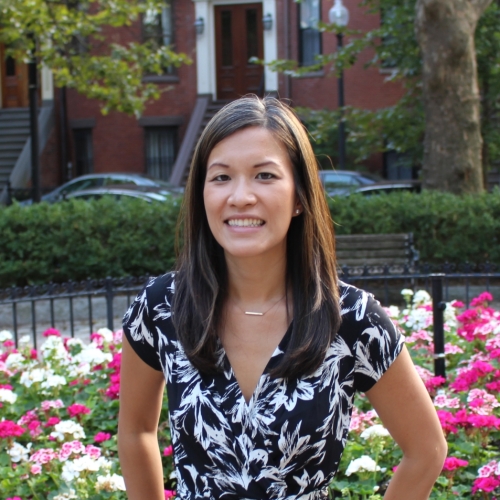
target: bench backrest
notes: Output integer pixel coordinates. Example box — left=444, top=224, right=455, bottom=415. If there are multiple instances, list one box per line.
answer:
left=335, top=233, right=419, bottom=268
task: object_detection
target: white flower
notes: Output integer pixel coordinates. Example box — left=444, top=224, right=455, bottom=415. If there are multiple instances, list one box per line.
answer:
left=50, top=420, right=86, bottom=441
left=0, top=388, right=17, bottom=404
left=40, top=336, right=70, bottom=363
left=67, top=362, right=91, bottom=378
left=53, top=490, right=77, bottom=500
left=413, top=290, right=431, bottom=306
left=95, top=473, right=126, bottom=492
left=400, top=289, right=414, bottom=297
left=5, top=352, right=26, bottom=370
left=360, top=424, right=390, bottom=440
left=8, top=441, right=31, bottom=462
left=19, top=335, right=31, bottom=346
left=61, top=460, right=79, bottom=482
left=345, top=455, right=380, bottom=476
left=97, top=328, right=114, bottom=343
left=41, top=374, right=67, bottom=391
left=72, top=344, right=112, bottom=366
left=0, top=330, right=13, bottom=342
left=386, top=305, right=400, bottom=318
left=20, top=368, right=47, bottom=387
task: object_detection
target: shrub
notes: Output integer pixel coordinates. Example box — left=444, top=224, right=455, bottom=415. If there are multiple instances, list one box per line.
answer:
left=1, top=190, right=499, bottom=288
left=0, top=197, right=181, bottom=287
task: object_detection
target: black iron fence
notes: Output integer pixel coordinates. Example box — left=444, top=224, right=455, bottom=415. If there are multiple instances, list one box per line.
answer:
left=1, top=266, right=499, bottom=377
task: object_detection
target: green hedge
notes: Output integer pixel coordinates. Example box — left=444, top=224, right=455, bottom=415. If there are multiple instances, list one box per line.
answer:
left=1, top=190, right=499, bottom=288
left=329, top=189, right=500, bottom=265
left=0, top=197, right=181, bottom=288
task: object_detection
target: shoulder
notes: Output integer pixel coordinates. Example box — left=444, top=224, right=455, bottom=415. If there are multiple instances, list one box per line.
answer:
left=143, top=272, right=177, bottom=323
left=337, top=281, right=399, bottom=342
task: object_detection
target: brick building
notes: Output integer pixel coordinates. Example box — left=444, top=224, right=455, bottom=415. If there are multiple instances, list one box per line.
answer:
left=0, top=0, right=406, bottom=197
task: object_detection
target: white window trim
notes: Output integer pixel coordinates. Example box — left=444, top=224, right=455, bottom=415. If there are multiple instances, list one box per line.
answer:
left=193, top=0, right=277, bottom=99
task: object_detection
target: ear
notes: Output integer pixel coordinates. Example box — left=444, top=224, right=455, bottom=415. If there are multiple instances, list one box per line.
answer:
left=293, top=200, right=303, bottom=216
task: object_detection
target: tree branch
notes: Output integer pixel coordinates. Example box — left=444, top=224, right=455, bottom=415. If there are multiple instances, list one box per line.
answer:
left=470, top=0, right=494, bottom=17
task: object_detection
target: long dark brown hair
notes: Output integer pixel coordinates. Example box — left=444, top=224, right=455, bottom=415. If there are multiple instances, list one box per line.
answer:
left=172, top=95, right=341, bottom=378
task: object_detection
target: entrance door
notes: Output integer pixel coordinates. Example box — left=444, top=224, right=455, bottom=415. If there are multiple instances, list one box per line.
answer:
left=215, top=3, right=264, bottom=100
left=0, top=45, right=29, bottom=108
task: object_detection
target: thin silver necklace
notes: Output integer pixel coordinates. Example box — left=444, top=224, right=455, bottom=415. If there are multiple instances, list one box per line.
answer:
left=233, top=293, right=286, bottom=316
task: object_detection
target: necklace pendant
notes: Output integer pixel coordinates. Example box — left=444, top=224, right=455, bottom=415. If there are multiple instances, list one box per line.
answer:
left=245, top=311, right=264, bottom=316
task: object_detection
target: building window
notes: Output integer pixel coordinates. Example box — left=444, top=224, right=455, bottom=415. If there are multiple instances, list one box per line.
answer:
left=299, top=0, right=322, bottom=66
left=145, top=127, right=177, bottom=181
left=73, top=128, right=94, bottom=177
left=143, top=0, right=174, bottom=74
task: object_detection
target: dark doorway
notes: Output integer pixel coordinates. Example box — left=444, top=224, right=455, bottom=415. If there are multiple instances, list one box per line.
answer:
left=215, top=3, right=264, bottom=100
left=0, top=45, right=29, bottom=108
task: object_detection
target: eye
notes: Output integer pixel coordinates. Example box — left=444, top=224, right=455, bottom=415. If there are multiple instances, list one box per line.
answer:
left=211, top=174, right=230, bottom=182
left=256, top=172, right=275, bottom=180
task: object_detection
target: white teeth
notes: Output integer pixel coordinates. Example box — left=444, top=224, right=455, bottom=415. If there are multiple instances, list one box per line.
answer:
left=227, top=218, right=264, bottom=227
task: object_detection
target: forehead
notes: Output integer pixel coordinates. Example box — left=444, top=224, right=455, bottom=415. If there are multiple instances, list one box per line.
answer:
left=207, top=127, right=290, bottom=164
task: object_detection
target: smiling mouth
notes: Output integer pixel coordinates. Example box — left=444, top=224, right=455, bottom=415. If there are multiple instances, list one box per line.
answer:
left=226, top=218, right=265, bottom=227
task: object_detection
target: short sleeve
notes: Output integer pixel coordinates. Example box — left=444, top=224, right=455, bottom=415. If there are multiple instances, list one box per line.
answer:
left=122, top=278, right=162, bottom=371
left=353, top=293, right=404, bottom=393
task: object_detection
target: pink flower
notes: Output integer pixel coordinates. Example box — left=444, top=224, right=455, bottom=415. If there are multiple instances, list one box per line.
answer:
left=163, top=445, right=173, bottom=457
left=59, top=440, right=85, bottom=460
left=41, top=399, right=64, bottom=411
left=45, top=417, right=61, bottom=427
left=437, top=410, right=458, bottom=434
left=85, top=444, right=101, bottom=459
left=472, top=476, right=500, bottom=493
left=90, top=333, right=104, bottom=347
left=451, top=300, right=464, bottom=309
left=28, top=420, right=42, bottom=438
left=30, top=448, right=58, bottom=464
left=442, top=457, right=468, bottom=471
left=0, top=420, right=25, bottom=438
left=3, top=340, right=14, bottom=348
left=470, top=292, right=493, bottom=307
left=94, top=432, right=112, bottom=443
left=424, top=376, right=446, bottom=392
left=67, top=404, right=91, bottom=418
left=164, top=490, right=176, bottom=499
left=18, top=410, right=39, bottom=426
left=30, top=464, right=42, bottom=475
left=42, top=328, right=61, bottom=337
left=6, top=497, right=23, bottom=500
left=478, top=460, right=498, bottom=478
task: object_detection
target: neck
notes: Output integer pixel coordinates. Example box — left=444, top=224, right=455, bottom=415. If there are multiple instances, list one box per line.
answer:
left=225, top=251, right=287, bottom=305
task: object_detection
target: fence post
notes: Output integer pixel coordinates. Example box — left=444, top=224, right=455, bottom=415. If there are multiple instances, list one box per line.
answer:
left=431, top=273, right=446, bottom=378
left=105, top=277, right=114, bottom=331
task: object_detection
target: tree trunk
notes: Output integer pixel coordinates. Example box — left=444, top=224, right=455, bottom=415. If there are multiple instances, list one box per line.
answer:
left=415, top=0, right=492, bottom=193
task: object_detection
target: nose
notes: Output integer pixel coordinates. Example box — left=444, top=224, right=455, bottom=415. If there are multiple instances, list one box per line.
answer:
left=228, top=177, right=257, bottom=207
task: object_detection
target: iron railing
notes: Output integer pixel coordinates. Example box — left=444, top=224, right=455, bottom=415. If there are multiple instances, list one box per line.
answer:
left=1, top=266, right=499, bottom=377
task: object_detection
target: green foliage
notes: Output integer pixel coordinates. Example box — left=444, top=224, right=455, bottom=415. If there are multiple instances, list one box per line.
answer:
left=267, top=0, right=500, bottom=173
left=1, top=191, right=500, bottom=288
left=0, top=197, right=181, bottom=288
left=329, top=190, right=500, bottom=265
left=0, top=0, right=191, bottom=115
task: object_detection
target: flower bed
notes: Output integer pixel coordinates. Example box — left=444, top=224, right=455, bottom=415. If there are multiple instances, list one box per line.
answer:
left=0, top=290, right=499, bottom=499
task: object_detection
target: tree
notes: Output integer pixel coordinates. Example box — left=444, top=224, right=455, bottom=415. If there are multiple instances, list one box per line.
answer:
left=266, top=0, right=500, bottom=193
left=415, top=0, right=492, bottom=194
left=0, top=0, right=191, bottom=116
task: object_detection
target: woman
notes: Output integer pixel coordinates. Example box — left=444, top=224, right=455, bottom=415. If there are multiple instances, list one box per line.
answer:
left=118, top=96, right=447, bottom=500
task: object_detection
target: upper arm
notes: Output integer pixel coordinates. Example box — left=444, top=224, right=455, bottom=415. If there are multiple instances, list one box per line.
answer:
left=365, top=345, right=447, bottom=460
left=119, top=335, right=165, bottom=434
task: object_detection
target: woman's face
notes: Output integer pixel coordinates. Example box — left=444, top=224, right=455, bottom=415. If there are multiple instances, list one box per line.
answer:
left=203, top=126, right=300, bottom=261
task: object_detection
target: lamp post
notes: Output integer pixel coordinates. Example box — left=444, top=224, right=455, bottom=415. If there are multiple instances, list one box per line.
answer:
left=329, top=0, right=349, bottom=170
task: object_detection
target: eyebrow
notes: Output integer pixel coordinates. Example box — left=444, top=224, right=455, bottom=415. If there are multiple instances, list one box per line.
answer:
left=207, top=160, right=279, bottom=171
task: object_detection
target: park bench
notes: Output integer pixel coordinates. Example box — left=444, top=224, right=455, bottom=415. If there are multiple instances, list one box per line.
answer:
left=335, top=233, right=419, bottom=271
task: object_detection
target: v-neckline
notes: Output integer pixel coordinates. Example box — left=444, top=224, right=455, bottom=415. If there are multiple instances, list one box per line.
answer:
left=219, top=321, right=293, bottom=406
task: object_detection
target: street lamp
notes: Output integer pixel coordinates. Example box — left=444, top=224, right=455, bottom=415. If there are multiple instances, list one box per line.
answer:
left=329, top=0, right=349, bottom=170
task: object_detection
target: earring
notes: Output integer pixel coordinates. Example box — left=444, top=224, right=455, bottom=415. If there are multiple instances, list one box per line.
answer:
left=295, top=209, right=300, bottom=214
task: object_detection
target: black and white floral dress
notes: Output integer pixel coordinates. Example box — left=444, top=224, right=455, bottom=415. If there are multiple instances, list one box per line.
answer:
left=122, top=272, right=403, bottom=500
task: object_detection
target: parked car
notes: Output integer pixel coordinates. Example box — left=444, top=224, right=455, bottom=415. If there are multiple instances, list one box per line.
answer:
left=20, top=173, right=183, bottom=205
left=318, top=170, right=380, bottom=196
left=62, top=185, right=173, bottom=203
left=352, top=180, right=421, bottom=196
